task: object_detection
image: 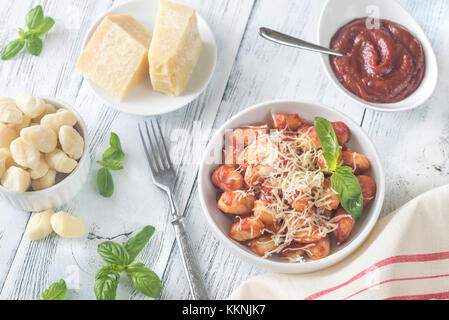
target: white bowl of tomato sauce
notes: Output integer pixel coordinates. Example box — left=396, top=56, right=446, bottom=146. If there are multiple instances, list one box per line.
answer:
left=318, top=0, right=438, bottom=112
left=198, top=100, right=385, bottom=274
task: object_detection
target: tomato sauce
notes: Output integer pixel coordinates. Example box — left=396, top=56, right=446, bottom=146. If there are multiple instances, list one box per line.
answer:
left=329, top=18, right=425, bottom=103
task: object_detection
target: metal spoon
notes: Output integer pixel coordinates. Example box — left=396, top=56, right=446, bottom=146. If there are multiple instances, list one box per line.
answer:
left=259, top=27, right=346, bottom=57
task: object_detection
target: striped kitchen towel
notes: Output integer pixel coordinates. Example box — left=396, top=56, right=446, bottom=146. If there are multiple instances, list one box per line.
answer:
left=229, top=184, right=449, bottom=300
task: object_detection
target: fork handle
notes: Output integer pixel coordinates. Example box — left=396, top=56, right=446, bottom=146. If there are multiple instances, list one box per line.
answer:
left=171, top=216, right=210, bottom=300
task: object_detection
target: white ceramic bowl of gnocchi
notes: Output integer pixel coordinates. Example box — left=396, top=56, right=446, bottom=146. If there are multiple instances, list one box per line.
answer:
left=198, top=100, right=385, bottom=274
left=0, top=95, right=90, bottom=212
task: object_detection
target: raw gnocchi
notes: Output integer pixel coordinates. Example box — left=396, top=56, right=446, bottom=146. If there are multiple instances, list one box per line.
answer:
left=45, top=148, right=78, bottom=173
left=0, top=95, right=84, bottom=193
left=9, top=115, right=31, bottom=133
left=10, top=137, right=41, bottom=169
left=0, top=148, right=17, bottom=168
left=0, top=98, right=23, bottom=124
left=21, top=125, right=57, bottom=153
left=32, top=103, right=57, bottom=123
left=50, top=211, right=85, bottom=238
left=0, top=122, right=19, bottom=148
left=25, top=209, right=55, bottom=240
left=31, top=169, right=56, bottom=191
left=15, top=93, right=46, bottom=118
left=40, top=110, right=77, bottom=134
left=29, top=155, right=49, bottom=179
left=1, top=166, right=31, bottom=192
left=59, top=125, right=84, bottom=160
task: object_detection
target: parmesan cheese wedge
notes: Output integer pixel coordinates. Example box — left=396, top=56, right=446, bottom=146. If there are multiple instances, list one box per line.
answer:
left=77, top=14, right=152, bottom=100
left=149, top=0, right=203, bottom=96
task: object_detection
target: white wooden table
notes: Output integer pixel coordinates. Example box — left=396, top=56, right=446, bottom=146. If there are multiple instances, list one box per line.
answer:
left=0, top=0, right=447, bottom=300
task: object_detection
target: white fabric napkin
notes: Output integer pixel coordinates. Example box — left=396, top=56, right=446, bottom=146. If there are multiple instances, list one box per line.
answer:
left=229, top=184, right=449, bottom=300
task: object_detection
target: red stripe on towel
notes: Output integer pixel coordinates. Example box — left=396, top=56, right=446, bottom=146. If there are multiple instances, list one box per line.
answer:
left=385, top=291, right=449, bottom=300
left=305, top=251, right=449, bottom=300
left=343, top=273, right=449, bottom=300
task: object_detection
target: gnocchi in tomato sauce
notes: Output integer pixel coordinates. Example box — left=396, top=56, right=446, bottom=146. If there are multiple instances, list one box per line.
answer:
left=211, top=112, right=376, bottom=262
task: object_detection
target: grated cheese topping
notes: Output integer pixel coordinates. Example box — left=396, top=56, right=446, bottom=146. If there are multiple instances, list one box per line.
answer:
left=237, top=125, right=341, bottom=261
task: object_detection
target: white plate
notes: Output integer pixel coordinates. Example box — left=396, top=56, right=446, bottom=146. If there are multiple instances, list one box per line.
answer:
left=318, top=0, right=438, bottom=112
left=81, top=0, right=217, bottom=116
left=198, top=100, right=385, bottom=274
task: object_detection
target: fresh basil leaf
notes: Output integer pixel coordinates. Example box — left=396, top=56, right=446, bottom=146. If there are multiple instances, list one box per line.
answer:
left=41, top=279, right=67, bottom=300
left=102, top=147, right=125, bottom=162
left=34, top=17, right=55, bottom=37
left=25, top=35, right=43, bottom=56
left=314, top=117, right=340, bottom=172
left=109, top=132, right=123, bottom=152
left=18, top=28, right=25, bottom=38
left=97, top=167, right=114, bottom=197
left=331, top=166, right=364, bottom=219
left=94, top=265, right=121, bottom=300
left=322, top=151, right=338, bottom=173
left=125, top=262, right=162, bottom=298
left=97, top=159, right=124, bottom=171
left=98, top=241, right=130, bottom=266
left=1, top=39, right=25, bottom=60
left=26, top=5, right=44, bottom=30
left=123, top=226, right=155, bottom=263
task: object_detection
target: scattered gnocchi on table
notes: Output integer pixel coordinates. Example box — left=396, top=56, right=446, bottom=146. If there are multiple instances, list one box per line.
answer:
left=0, top=94, right=85, bottom=193
left=25, top=209, right=85, bottom=240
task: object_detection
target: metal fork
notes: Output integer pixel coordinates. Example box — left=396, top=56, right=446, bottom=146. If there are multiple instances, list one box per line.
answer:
left=138, top=119, right=209, bottom=300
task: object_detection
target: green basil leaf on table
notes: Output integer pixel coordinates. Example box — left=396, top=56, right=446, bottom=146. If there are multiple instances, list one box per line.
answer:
left=123, top=225, right=156, bottom=263
left=97, top=241, right=130, bottom=266
left=109, top=132, right=123, bottom=152
left=18, top=28, right=25, bottom=38
left=314, top=117, right=340, bottom=172
left=331, top=166, right=364, bottom=219
left=97, top=167, right=114, bottom=197
left=125, top=262, right=162, bottom=298
left=25, top=35, right=43, bottom=56
left=41, top=279, right=67, bottom=300
left=97, top=159, right=124, bottom=171
left=33, top=16, right=55, bottom=37
left=102, top=147, right=125, bottom=162
left=1, top=39, right=25, bottom=60
left=94, top=265, right=121, bottom=300
left=26, top=5, right=44, bottom=30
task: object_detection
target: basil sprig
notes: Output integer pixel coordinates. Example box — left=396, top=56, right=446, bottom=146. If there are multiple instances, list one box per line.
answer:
left=1, top=5, right=54, bottom=60
left=41, top=279, right=68, bottom=300
left=97, top=133, right=125, bottom=197
left=313, top=117, right=363, bottom=219
left=124, top=225, right=156, bottom=263
left=94, top=225, right=162, bottom=300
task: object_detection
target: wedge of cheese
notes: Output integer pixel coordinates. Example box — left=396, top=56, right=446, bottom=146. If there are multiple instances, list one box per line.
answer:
left=149, top=0, right=203, bottom=96
left=77, top=14, right=152, bottom=100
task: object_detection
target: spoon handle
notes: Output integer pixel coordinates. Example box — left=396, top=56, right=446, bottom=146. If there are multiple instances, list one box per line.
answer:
left=259, top=27, right=346, bottom=57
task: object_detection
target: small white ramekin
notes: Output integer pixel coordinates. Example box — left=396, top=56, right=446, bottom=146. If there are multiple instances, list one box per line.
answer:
left=0, top=97, right=90, bottom=212
left=318, top=0, right=438, bottom=112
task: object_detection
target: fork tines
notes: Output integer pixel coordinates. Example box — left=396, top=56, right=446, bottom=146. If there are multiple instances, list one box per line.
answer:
left=138, top=119, right=173, bottom=173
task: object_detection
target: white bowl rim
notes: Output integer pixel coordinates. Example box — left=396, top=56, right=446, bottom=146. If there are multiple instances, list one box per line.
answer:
left=317, top=0, right=438, bottom=113
left=80, top=0, right=218, bottom=116
left=0, top=96, right=90, bottom=197
left=198, top=99, right=385, bottom=273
